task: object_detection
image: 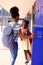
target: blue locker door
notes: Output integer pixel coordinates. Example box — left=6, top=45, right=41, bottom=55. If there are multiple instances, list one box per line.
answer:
left=32, top=27, right=43, bottom=65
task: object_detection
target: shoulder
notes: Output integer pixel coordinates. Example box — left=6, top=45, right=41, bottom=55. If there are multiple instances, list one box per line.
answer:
left=9, top=22, right=16, bottom=27
left=15, top=23, right=22, bottom=30
left=27, top=29, right=31, bottom=35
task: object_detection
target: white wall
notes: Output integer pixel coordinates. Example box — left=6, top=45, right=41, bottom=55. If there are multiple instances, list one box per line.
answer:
left=0, top=0, right=35, bottom=18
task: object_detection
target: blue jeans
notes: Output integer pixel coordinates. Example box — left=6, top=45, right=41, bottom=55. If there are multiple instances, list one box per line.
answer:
left=10, top=42, right=18, bottom=65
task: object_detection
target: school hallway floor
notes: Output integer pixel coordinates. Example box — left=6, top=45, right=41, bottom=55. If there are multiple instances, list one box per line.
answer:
left=0, top=29, right=31, bottom=65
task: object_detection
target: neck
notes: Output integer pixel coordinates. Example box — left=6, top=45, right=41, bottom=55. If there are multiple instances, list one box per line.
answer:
left=12, top=18, right=16, bottom=22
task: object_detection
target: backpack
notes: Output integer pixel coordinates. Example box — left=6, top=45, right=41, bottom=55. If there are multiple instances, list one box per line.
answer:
left=2, top=26, right=14, bottom=49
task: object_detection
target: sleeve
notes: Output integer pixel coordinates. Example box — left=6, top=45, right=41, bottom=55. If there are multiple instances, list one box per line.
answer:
left=16, top=24, right=22, bottom=30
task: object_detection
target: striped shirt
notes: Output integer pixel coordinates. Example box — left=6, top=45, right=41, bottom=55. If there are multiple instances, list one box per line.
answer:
left=9, top=22, right=21, bottom=42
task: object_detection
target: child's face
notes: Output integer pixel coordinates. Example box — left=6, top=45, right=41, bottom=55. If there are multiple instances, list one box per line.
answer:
left=22, top=22, right=28, bottom=29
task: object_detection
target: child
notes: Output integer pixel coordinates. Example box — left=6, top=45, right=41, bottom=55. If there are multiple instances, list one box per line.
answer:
left=20, top=20, right=34, bottom=64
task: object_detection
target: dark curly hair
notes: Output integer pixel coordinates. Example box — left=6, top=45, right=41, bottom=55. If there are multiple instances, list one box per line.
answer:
left=10, top=6, right=19, bottom=18
left=24, top=20, right=29, bottom=25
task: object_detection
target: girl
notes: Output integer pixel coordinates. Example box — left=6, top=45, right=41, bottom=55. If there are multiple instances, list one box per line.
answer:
left=20, top=20, right=34, bottom=64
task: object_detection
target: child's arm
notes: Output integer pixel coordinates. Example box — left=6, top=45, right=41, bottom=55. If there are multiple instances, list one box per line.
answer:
left=27, top=29, right=35, bottom=39
left=27, top=33, right=35, bottom=39
left=18, top=29, right=27, bottom=40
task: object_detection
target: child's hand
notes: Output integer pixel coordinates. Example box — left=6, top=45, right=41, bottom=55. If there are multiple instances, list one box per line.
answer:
left=31, top=33, right=35, bottom=38
left=27, top=33, right=35, bottom=39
